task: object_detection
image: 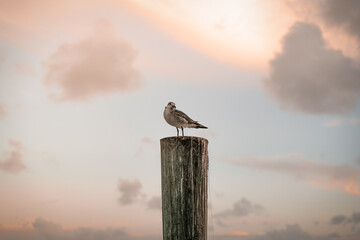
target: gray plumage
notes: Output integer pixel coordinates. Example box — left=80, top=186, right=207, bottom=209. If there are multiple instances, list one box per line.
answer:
left=164, top=102, right=207, bottom=136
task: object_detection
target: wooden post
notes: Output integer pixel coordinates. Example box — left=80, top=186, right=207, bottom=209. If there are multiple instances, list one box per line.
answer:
left=160, top=136, right=208, bottom=240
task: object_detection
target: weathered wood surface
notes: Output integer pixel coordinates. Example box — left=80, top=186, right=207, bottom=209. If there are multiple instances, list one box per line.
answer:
left=160, top=136, right=208, bottom=240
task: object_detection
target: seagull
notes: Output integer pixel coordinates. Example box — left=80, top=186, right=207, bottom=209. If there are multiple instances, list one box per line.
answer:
left=164, top=102, right=207, bottom=136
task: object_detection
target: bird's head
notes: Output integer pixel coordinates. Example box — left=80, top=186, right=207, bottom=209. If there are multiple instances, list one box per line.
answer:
left=166, top=102, right=176, bottom=109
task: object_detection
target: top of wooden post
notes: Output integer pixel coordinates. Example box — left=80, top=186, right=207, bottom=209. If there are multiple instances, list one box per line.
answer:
left=160, top=136, right=208, bottom=144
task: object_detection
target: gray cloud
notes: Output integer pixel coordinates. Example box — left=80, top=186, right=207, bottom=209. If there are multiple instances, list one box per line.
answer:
left=0, top=218, right=161, bottom=240
left=147, top=196, right=161, bottom=210
left=350, top=212, right=360, bottom=224
left=330, top=212, right=360, bottom=226
left=33, top=218, right=130, bottom=240
left=264, top=22, right=360, bottom=114
left=331, top=215, right=347, bottom=225
left=33, top=218, right=69, bottom=239
left=346, top=229, right=360, bottom=240
left=230, top=154, right=360, bottom=195
left=252, top=224, right=313, bottom=240
left=0, top=219, right=351, bottom=240
left=0, top=139, right=26, bottom=174
left=118, top=178, right=142, bottom=205
left=44, top=19, right=143, bottom=102
left=117, top=178, right=161, bottom=210
left=321, top=0, right=360, bottom=41
left=215, top=198, right=264, bottom=220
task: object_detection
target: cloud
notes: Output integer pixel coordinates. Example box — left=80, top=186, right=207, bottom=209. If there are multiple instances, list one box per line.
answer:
left=117, top=178, right=142, bottom=205
left=321, top=0, right=360, bottom=41
left=216, top=224, right=342, bottom=240
left=228, top=231, right=250, bottom=237
left=324, top=119, right=344, bottom=127
left=33, top=218, right=68, bottom=239
left=264, top=22, right=360, bottom=114
left=324, top=118, right=360, bottom=127
left=117, top=178, right=161, bottom=210
left=0, top=139, right=26, bottom=174
left=229, top=154, right=360, bottom=195
left=135, top=137, right=157, bottom=157
left=43, top=20, right=143, bottom=102
left=0, top=219, right=352, bottom=240
left=215, top=198, right=265, bottom=221
left=351, top=212, right=360, bottom=224
left=32, top=218, right=130, bottom=240
left=331, top=215, right=347, bottom=225
left=0, top=102, right=7, bottom=119
left=330, top=212, right=360, bottom=226
left=252, top=224, right=313, bottom=240
left=252, top=225, right=342, bottom=240
left=8, top=139, right=23, bottom=149
left=0, top=218, right=161, bottom=240
left=147, top=196, right=161, bottom=210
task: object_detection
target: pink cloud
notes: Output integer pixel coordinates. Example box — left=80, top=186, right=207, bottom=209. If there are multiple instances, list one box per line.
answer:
left=230, top=154, right=360, bottom=195
left=324, top=117, right=360, bottom=127
left=43, top=20, right=143, bottom=102
left=135, top=137, right=157, bottom=157
left=0, top=218, right=161, bottom=240
left=9, top=139, right=22, bottom=149
left=141, top=137, right=156, bottom=145
left=229, top=231, right=250, bottom=236
left=0, top=139, right=26, bottom=174
left=0, top=0, right=90, bottom=47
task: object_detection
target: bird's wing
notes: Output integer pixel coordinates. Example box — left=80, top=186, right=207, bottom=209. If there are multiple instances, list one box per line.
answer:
left=174, top=109, right=197, bottom=123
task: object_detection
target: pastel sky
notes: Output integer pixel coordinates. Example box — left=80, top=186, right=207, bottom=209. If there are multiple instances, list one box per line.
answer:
left=1, top=0, right=360, bottom=239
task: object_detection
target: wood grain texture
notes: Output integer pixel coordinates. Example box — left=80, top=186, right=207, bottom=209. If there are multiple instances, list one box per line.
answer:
left=160, top=136, right=208, bottom=240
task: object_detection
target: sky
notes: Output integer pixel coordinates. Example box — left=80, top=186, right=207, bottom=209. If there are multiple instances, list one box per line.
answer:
left=0, top=0, right=360, bottom=239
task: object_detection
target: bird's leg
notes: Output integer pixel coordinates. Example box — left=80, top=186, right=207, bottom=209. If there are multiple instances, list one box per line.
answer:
left=176, top=128, right=179, bottom=136
left=181, top=127, right=184, bottom=136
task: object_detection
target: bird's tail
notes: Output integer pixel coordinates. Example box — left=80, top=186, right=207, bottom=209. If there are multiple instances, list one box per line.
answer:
left=195, top=122, right=208, bottom=129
